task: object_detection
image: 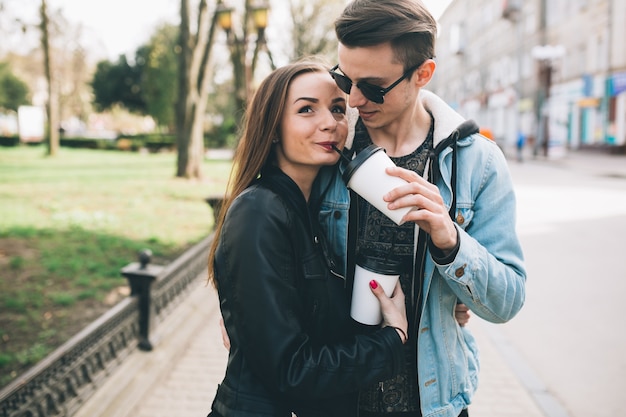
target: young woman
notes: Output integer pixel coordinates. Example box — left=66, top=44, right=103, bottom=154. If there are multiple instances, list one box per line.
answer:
left=207, top=61, right=409, bottom=417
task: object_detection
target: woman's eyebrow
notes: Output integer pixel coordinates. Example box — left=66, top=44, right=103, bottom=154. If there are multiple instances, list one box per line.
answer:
left=293, top=97, right=319, bottom=104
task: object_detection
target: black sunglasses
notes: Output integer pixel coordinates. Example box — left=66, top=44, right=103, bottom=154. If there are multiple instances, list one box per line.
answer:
left=329, top=63, right=422, bottom=104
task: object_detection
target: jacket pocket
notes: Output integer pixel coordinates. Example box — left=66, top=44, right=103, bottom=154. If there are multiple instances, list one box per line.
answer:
left=300, top=251, right=330, bottom=329
left=302, top=250, right=327, bottom=281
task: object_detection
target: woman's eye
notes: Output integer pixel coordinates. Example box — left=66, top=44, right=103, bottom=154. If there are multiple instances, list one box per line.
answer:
left=332, top=105, right=346, bottom=114
left=331, top=107, right=346, bottom=121
left=298, top=106, right=313, bottom=113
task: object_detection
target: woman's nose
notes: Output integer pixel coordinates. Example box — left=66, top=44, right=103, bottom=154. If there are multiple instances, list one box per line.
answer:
left=321, top=110, right=339, bottom=130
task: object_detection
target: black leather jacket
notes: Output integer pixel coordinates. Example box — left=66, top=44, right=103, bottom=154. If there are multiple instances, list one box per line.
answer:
left=209, top=166, right=405, bottom=417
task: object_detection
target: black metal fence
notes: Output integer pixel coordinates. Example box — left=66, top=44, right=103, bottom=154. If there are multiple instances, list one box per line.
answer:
left=0, top=233, right=214, bottom=417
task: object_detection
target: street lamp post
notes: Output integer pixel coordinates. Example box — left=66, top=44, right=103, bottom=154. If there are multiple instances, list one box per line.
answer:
left=216, top=0, right=273, bottom=117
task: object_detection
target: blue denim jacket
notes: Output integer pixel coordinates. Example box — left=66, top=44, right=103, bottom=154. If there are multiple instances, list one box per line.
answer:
left=315, top=90, right=526, bottom=417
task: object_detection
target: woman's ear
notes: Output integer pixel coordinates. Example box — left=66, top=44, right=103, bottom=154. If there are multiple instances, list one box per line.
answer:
left=415, top=59, right=436, bottom=87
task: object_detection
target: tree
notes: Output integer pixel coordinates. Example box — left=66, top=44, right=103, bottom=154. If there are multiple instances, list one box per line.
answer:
left=90, top=25, right=180, bottom=131
left=40, top=0, right=59, bottom=156
left=175, top=0, right=220, bottom=179
left=288, top=0, right=343, bottom=61
left=91, top=55, right=146, bottom=113
left=139, top=24, right=179, bottom=131
left=2, top=0, right=94, bottom=136
left=57, top=39, right=96, bottom=127
left=0, top=61, right=29, bottom=111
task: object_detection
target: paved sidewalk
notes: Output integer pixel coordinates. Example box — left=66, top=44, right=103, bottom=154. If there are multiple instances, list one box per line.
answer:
left=73, top=279, right=227, bottom=417
left=74, top=275, right=547, bottom=417
left=514, top=147, right=626, bottom=179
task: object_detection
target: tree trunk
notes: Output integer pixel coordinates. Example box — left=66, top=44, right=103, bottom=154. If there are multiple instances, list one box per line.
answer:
left=175, top=0, right=219, bottom=179
left=40, top=0, right=59, bottom=156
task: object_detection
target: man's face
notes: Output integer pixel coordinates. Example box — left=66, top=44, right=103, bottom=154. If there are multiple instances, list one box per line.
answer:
left=337, top=42, right=419, bottom=130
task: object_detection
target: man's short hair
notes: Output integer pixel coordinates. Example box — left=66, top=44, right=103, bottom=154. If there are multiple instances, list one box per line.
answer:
left=335, top=0, right=437, bottom=71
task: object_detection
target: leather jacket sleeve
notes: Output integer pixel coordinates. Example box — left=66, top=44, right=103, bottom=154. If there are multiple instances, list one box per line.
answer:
left=216, top=186, right=405, bottom=400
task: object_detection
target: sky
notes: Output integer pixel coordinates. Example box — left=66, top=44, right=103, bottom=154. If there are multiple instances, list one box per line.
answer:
left=46, top=0, right=452, bottom=60
left=51, top=0, right=180, bottom=59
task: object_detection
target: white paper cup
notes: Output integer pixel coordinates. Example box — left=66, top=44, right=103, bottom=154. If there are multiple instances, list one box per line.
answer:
left=350, top=256, right=402, bottom=325
left=343, top=145, right=417, bottom=225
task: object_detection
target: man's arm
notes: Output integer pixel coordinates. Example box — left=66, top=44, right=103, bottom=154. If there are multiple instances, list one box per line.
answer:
left=382, top=150, right=526, bottom=323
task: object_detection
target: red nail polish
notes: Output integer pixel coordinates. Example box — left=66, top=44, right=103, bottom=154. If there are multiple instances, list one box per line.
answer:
left=369, top=280, right=378, bottom=289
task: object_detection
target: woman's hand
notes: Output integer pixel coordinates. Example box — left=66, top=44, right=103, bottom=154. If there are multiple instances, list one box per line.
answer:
left=370, top=280, right=408, bottom=343
left=219, top=317, right=231, bottom=350
left=455, top=303, right=470, bottom=327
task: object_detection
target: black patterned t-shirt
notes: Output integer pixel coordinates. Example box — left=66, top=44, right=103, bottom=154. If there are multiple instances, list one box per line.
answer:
left=352, top=116, right=433, bottom=415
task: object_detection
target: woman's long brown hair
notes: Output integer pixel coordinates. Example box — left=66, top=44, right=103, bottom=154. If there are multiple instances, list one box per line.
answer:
left=207, top=60, right=330, bottom=288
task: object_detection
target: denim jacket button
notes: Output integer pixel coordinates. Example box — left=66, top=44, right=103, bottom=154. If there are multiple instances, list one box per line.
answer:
left=456, top=213, right=465, bottom=225
left=454, top=266, right=465, bottom=277
left=333, top=211, right=342, bottom=219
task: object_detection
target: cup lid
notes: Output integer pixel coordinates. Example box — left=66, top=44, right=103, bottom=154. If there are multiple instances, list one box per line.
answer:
left=342, top=144, right=383, bottom=184
left=356, top=253, right=403, bottom=275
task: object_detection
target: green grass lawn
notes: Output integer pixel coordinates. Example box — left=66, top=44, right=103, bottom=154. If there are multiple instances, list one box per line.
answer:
left=0, top=145, right=231, bottom=388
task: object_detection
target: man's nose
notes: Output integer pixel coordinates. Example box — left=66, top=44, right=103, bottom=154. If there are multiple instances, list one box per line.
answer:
left=348, top=85, right=368, bottom=107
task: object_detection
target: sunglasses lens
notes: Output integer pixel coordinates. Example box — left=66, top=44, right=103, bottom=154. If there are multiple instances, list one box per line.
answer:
left=330, top=67, right=385, bottom=103
left=358, top=83, right=384, bottom=104
left=332, top=73, right=353, bottom=95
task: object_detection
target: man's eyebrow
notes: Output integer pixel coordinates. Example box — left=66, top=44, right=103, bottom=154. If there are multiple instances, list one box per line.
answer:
left=360, top=75, right=386, bottom=83
left=338, top=65, right=387, bottom=82
left=342, top=70, right=384, bottom=83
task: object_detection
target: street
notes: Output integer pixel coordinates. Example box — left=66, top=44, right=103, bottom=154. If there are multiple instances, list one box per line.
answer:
left=479, top=150, right=626, bottom=417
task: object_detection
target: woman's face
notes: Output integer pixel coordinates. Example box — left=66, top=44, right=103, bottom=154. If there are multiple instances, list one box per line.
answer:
left=275, top=71, right=348, bottom=181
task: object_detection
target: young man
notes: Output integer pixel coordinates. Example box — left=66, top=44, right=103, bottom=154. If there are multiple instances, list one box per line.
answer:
left=317, top=1, right=527, bottom=416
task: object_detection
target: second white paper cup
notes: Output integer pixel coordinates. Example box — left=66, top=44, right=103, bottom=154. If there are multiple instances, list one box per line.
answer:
left=342, top=145, right=417, bottom=225
left=350, top=257, right=401, bottom=325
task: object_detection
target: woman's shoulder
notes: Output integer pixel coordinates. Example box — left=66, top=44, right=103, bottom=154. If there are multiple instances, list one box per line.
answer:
left=227, top=184, right=291, bottom=228
left=231, top=184, right=285, bottom=213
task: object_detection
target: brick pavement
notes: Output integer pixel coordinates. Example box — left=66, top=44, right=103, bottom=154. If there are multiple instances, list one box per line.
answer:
left=74, top=274, right=548, bottom=417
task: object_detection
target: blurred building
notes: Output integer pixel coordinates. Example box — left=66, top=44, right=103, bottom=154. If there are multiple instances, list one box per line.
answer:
left=431, top=0, right=626, bottom=157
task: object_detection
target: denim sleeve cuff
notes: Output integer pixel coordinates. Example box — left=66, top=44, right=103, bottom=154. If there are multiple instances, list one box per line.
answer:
left=429, top=226, right=460, bottom=265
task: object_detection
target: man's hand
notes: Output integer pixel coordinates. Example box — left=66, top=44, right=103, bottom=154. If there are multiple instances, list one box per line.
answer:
left=383, top=166, right=457, bottom=253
